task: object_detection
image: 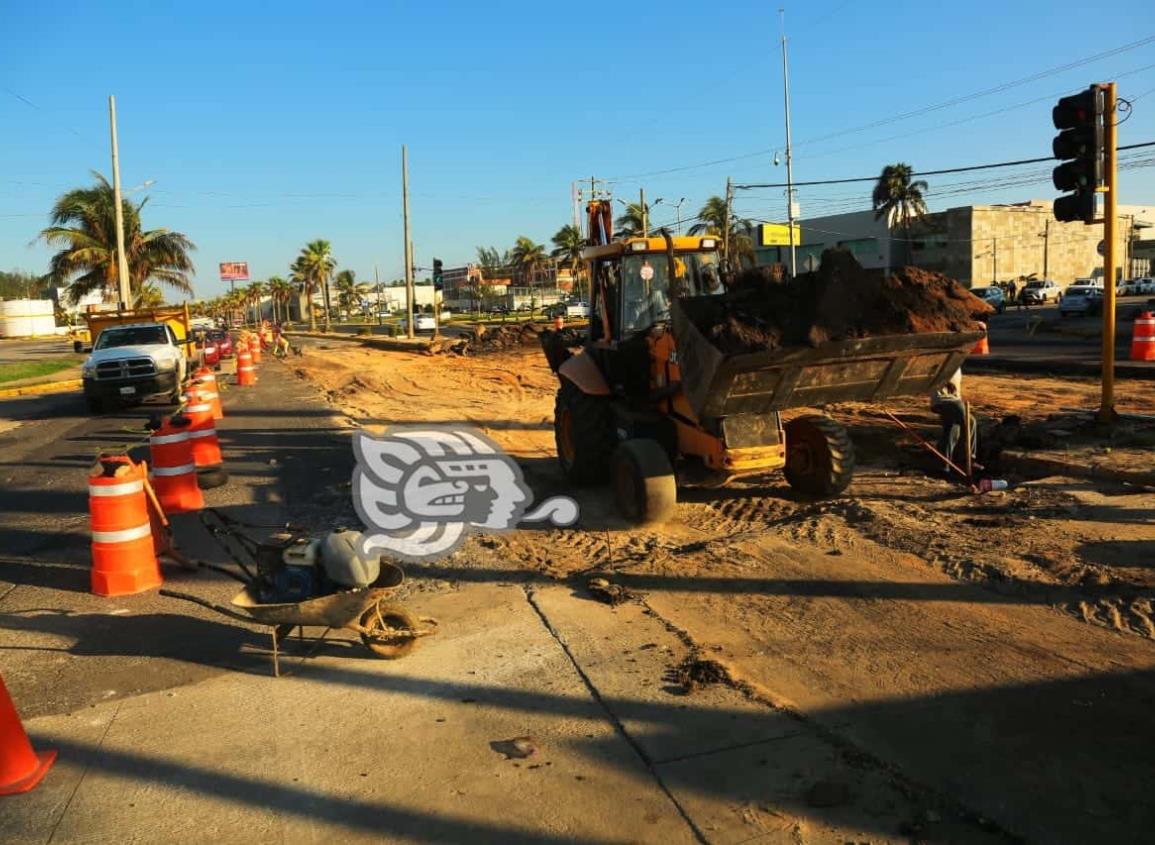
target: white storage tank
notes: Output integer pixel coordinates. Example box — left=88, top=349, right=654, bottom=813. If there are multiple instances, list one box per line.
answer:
left=0, top=300, right=58, bottom=338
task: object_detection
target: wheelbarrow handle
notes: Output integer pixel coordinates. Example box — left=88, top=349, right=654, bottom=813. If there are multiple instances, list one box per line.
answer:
left=160, top=589, right=258, bottom=624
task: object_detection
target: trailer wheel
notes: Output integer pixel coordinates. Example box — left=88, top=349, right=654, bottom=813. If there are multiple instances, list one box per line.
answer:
left=360, top=602, right=419, bottom=660
left=554, top=380, right=616, bottom=485
left=784, top=414, right=855, bottom=497
left=612, top=439, right=677, bottom=525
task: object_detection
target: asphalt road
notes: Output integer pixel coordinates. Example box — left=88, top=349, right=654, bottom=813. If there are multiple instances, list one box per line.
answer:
left=0, top=337, right=77, bottom=364
left=0, top=357, right=356, bottom=717
left=978, top=296, right=1155, bottom=377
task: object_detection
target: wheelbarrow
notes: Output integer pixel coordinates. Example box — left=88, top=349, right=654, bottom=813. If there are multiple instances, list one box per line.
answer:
left=160, top=510, right=437, bottom=676
left=162, top=562, right=436, bottom=676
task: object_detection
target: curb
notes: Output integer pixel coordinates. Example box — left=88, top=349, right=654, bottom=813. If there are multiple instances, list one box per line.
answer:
left=0, top=378, right=83, bottom=399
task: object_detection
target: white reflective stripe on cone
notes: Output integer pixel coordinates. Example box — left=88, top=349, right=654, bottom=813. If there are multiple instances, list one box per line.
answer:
left=89, top=479, right=145, bottom=497
left=151, top=463, right=196, bottom=477
left=151, top=432, right=191, bottom=445
left=1135, top=337, right=1155, bottom=343
left=186, top=404, right=213, bottom=413
left=238, top=367, right=255, bottom=372
left=188, top=429, right=217, bottom=439
left=92, top=522, right=152, bottom=543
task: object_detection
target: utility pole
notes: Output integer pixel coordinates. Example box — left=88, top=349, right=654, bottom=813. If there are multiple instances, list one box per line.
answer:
left=640, top=187, right=647, bottom=237
left=108, top=96, right=131, bottom=309
left=673, top=197, right=686, bottom=235
left=723, top=178, right=733, bottom=269
left=779, top=9, right=797, bottom=278
left=1100, top=82, right=1119, bottom=423
left=571, top=181, right=580, bottom=231
left=402, top=145, right=414, bottom=339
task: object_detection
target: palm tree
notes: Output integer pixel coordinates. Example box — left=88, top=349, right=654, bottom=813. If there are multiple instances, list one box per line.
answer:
left=244, top=281, right=266, bottom=326
left=689, top=196, right=729, bottom=236
left=136, top=284, right=165, bottom=309
left=689, top=196, right=757, bottom=269
left=294, top=241, right=336, bottom=331
left=266, top=276, right=292, bottom=323
left=872, top=163, right=929, bottom=265
left=510, top=236, right=547, bottom=286
left=551, top=224, right=586, bottom=300
left=334, top=269, right=358, bottom=319
left=476, top=246, right=511, bottom=280
left=40, top=172, right=195, bottom=305
left=613, top=203, right=648, bottom=239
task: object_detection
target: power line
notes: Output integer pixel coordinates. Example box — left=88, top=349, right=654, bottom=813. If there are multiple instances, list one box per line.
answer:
left=734, top=141, right=1155, bottom=189
left=603, top=37, right=1155, bottom=183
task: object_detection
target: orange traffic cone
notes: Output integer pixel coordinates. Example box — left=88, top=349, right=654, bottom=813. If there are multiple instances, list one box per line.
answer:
left=149, top=416, right=204, bottom=514
left=249, top=334, right=262, bottom=364
left=0, top=675, right=56, bottom=795
left=1131, top=311, right=1155, bottom=361
left=183, top=396, right=228, bottom=489
left=88, top=456, right=162, bottom=597
left=236, top=349, right=256, bottom=386
left=971, top=324, right=990, bottom=356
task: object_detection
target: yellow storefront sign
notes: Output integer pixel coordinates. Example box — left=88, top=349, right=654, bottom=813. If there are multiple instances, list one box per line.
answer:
left=758, top=223, right=801, bottom=247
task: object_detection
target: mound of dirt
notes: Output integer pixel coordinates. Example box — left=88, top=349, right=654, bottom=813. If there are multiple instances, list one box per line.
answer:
left=683, top=249, right=993, bottom=354
left=430, top=322, right=583, bottom=356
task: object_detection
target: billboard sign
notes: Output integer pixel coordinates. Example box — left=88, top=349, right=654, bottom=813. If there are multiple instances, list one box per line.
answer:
left=758, top=223, right=801, bottom=247
left=219, top=261, right=250, bottom=282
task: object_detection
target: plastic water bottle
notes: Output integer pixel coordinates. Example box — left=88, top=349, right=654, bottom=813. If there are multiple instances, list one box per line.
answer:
left=979, top=478, right=1008, bottom=492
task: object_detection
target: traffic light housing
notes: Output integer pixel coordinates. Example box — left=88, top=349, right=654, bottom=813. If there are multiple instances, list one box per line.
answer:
left=432, top=258, right=444, bottom=291
left=1051, top=86, right=1103, bottom=224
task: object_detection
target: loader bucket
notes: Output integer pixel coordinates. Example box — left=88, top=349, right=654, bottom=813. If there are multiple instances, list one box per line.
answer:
left=670, top=297, right=984, bottom=418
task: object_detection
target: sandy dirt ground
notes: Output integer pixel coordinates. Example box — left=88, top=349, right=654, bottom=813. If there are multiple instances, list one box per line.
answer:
left=292, top=342, right=1155, bottom=640
left=284, top=341, right=1155, bottom=841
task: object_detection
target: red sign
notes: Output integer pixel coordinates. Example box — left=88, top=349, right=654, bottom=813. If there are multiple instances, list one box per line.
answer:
left=219, top=261, right=249, bottom=282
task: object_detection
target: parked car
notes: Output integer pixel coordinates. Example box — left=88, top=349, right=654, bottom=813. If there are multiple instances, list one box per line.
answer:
left=970, top=286, right=1005, bottom=314
left=1059, top=285, right=1103, bottom=317
left=565, top=301, right=591, bottom=318
left=208, top=328, right=233, bottom=358
left=399, top=314, right=437, bottom=333
left=490, top=304, right=511, bottom=315
left=1128, top=277, right=1155, bottom=295
left=193, top=330, right=221, bottom=368
left=81, top=322, right=187, bottom=413
left=1020, top=279, right=1061, bottom=305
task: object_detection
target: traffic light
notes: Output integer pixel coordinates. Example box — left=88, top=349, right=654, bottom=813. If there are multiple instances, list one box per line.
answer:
left=1051, top=86, right=1103, bottom=224
left=432, top=258, right=444, bottom=291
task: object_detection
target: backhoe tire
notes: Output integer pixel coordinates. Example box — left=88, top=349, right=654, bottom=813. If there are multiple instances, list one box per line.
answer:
left=784, top=414, right=855, bottom=498
left=612, top=439, right=677, bottom=525
left=554, top=380, right=616, bottom=485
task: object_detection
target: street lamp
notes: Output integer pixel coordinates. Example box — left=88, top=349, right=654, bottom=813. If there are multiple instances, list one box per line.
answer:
left=671, top=197, right=686, bottom=234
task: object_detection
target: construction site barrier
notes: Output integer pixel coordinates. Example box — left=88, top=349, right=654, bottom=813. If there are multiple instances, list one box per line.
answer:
left=88, top=456, right=162, bottom=597
left=0, top=675, right=56, bottom=795
left=1131, top=311, right=1155, bottom=361
left=149, top=417, right=204, bottom=514
left=249, top=334, right=262, bottom=364
left=236, top=349, right=256, bottom=386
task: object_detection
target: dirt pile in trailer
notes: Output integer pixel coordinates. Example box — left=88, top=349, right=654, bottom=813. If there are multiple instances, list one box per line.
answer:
left=682, top=249, right=993, bottom=354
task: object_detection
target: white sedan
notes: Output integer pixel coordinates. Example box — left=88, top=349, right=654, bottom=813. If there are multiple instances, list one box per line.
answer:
left=399, top=314, right=437, bottom=333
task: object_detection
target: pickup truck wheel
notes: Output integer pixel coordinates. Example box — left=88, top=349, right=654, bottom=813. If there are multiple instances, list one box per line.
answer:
left=73, top=340, right=83, bottom=353
left=86, top=396, right=105, bottom=414
left=784, top=414, right=855, bottom=498
left=612, top=439, right=676, bottom=525
left=555, top=380, right=616, bottom=485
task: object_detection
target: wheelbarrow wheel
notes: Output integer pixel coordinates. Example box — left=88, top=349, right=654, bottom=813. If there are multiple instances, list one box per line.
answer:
left=359, top=602, right=419, bottom=659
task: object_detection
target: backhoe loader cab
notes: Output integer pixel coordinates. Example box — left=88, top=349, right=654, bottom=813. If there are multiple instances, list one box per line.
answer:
left=541, top=234, right=856, bottom=525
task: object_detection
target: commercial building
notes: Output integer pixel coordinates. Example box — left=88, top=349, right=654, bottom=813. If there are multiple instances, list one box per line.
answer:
left=759, top=200, right=1155, bottom=288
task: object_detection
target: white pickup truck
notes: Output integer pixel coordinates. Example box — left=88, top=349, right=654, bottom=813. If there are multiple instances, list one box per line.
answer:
left=80, top=322, right=187, bottom=413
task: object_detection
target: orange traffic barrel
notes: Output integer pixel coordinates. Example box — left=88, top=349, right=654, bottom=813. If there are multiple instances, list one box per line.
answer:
left=182, top=400, right=228, bottom=489
left=236, top=349, right=256, bottom=386
left=149, top=417, right=204, bottom=514
left=0, top=675, right=56, bottom=795
left=88, top=456, right=162, bottom=597
left=249, top=333, right=262, bottom=364
left=1131, top=311, right=1155, bottom=361
left=185, top=378, right=223, bottom=420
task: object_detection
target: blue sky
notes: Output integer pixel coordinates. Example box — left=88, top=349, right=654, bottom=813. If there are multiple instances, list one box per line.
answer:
left=2, top=0, right=1154, bottom=299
